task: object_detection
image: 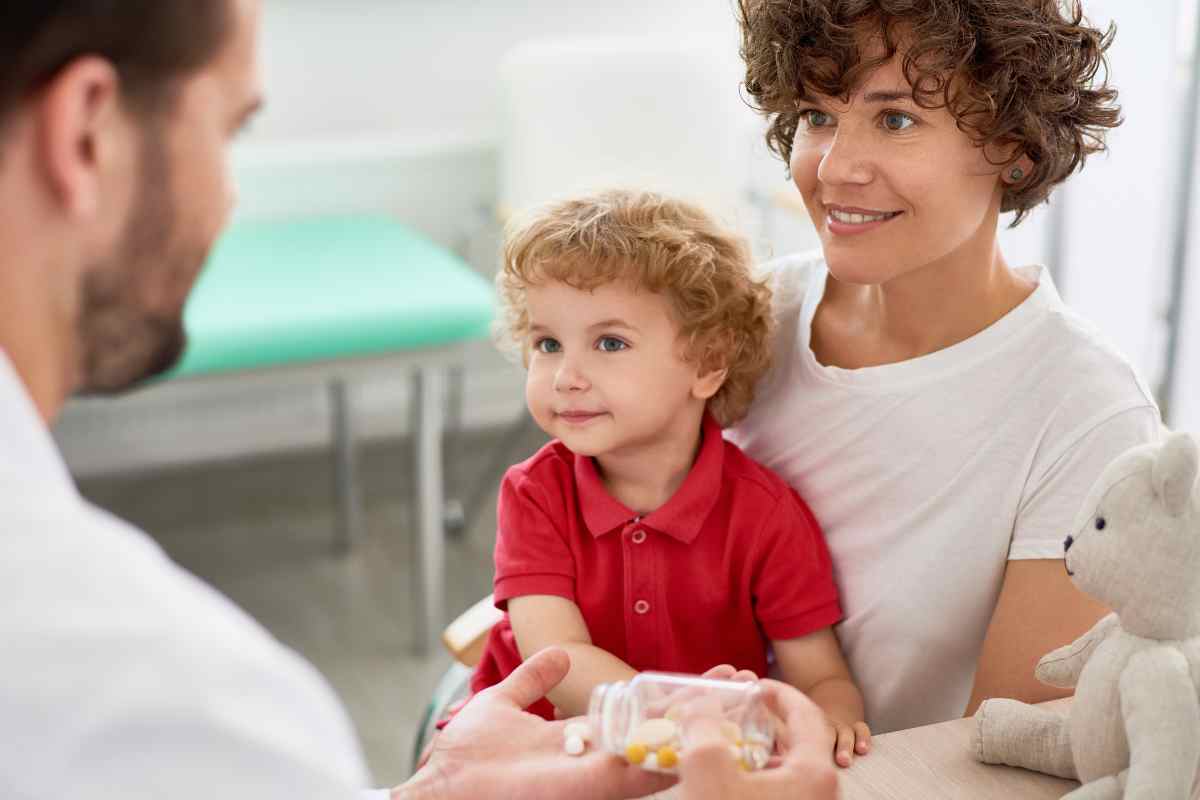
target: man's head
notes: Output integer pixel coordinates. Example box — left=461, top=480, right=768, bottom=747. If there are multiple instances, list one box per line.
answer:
left=496, top=189, right=774, bottom=443
left=0, top=0, right=263, bottom=412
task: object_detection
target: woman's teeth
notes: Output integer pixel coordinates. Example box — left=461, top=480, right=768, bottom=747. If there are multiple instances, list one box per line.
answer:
left=829, top=209, right=897, bottom=224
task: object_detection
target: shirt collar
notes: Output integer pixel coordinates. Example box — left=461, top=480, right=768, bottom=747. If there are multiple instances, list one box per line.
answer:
left=0, top=347, right=77, bottom=493
left=575, top=412, right=724, bottom=544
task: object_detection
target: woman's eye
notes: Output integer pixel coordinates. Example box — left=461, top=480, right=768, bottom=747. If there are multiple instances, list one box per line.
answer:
left=597, top=337, right=628, bottom=353
left=800, top=109, right=833, bottom=129
left=1094, top=516, right=1107, bottom=531
left=534, top=338, right=562, bottom=354
left=882, top=111, right=916, bottom=131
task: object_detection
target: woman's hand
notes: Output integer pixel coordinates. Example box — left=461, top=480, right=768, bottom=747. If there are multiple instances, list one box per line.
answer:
left=398, top=648, right=674, bottom=800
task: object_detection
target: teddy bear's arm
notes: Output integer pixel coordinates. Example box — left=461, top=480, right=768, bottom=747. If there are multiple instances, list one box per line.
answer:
left=1119, top=646, right=1200, bottom=798
left=1034, top=613, right=1120, bottom=689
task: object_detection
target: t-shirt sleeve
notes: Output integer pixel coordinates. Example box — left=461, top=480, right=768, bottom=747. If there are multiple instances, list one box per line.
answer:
left=492, top=467, right=577, bottom=608
left=1012, top=404, right=1161, bottom=560
left=751, top=488, right=843, bottom=640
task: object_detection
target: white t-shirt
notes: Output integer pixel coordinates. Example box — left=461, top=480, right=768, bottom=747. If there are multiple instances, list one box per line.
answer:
left=0, top=351, right=375, bottom=799
left=728, top=252, right=1161, bottom=733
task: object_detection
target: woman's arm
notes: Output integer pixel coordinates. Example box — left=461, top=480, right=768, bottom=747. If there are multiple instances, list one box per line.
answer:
left=508, top=594, right=637, bottom=716
left=964, top=559, right=1110, bottom=716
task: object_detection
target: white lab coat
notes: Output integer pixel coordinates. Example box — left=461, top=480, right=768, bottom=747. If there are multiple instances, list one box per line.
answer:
left=0, top=350, right=382, bottom=800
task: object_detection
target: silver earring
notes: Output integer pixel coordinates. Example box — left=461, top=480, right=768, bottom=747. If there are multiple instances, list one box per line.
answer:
left=1009, top=167, right=1024, bottom=182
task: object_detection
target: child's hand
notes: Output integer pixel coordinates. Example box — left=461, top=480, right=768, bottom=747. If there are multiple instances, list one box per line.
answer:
left=828, top=716, right=871, bottom=768
left=701, top=664, right=758, bottom=683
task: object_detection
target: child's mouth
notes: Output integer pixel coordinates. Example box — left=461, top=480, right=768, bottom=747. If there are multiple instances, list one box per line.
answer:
left=558, top=411, right=606, bottom=425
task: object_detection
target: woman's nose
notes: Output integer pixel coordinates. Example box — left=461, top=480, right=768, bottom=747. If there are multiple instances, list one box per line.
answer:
left=817, top=129, right=873, bottom=186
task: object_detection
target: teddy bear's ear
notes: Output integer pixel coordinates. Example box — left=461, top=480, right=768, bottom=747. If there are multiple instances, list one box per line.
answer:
left=1152, top=432, right=1199, bottom=517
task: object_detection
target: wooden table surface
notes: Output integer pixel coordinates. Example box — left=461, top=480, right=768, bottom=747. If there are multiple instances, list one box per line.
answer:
left=839, top=699, right=1078, bottom=799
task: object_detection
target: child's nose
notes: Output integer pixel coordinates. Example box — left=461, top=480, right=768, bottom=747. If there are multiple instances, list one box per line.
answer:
left=553, top=361, right=588, bottom=392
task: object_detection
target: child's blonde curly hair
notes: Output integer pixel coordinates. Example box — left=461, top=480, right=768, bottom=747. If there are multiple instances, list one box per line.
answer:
left=496, top=189, right=774, bottom=428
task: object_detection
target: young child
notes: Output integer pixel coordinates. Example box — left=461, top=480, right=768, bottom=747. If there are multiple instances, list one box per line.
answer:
left=473, top=189, right=870, bottom=766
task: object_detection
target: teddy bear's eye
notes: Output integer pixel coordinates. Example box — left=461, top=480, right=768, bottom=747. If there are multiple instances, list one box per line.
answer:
left=1094, top=516, right=1107, bottom=531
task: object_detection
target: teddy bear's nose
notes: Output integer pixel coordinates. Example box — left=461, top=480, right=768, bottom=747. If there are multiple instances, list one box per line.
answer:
left=1063, top=535, right=1074, bottom=552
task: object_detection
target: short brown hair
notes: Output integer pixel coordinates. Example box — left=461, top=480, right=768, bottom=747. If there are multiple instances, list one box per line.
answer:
left=0, top=1, right=231, bottom=122
left=497, top=189, right=774, bottom=428
left=738, top=0, right=1120, bottom=225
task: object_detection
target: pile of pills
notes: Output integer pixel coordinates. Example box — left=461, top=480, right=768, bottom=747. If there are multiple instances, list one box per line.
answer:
left=564, top=707, right=752, bottom=772
left=623, top=717, right=680, bottom=771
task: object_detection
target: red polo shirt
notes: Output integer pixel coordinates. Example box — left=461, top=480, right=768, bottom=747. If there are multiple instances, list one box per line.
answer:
left=470, top=413, right=842, bottom=720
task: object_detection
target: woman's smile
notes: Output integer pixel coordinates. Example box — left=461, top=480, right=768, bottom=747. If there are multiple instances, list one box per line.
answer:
left=824, top=204, right=903, bottom=236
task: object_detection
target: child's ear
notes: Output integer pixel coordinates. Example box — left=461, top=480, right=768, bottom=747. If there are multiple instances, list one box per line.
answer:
left=692, top=367, right=728, bottom=401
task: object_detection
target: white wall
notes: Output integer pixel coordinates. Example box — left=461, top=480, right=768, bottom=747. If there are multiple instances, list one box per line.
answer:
left=1052, top=0, right=1185, bottom=394
left=1168, top=0, right=1200, bottom=431
left=249, top=0, right=740, bottom=146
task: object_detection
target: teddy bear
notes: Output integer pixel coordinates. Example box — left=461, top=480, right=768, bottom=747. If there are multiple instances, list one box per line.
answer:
left=972, top=431, right=1200, bottom=799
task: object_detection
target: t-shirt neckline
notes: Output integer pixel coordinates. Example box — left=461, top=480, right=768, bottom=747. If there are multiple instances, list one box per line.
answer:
left=798, top=263, right=1062, bottom=390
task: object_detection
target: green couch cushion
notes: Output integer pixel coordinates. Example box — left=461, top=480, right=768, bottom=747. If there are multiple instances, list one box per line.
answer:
left=170, top=215, right=494, bottom=379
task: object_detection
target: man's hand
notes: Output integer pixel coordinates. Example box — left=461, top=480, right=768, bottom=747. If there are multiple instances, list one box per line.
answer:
left=677, top=678, right=838, bottom=800
left=396, top=648, right=675, bottom=800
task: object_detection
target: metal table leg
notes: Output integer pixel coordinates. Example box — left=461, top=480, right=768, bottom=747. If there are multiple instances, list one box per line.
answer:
left=411, top=366, right=447, bottom=655
left=330, top=378, right=364, bottom=554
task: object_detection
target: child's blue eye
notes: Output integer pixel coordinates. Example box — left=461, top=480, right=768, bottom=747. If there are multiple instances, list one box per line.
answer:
left=597, top=337, right=627, bottom=353
left=535, top=338, right=562, bottom=354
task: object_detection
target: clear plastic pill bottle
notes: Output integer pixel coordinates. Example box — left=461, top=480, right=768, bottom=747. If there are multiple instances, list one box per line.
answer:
left=586, top=672, right=775, bottom=773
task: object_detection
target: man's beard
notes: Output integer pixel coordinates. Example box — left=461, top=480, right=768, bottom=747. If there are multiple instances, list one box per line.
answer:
left=76, top=135, right=202, bottom=395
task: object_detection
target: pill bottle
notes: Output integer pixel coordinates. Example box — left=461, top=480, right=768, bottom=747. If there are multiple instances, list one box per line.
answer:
left=586, top=672, right=775, bottom=772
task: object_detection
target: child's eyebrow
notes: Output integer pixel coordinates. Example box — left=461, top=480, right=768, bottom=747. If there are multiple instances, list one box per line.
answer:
left=588, top=319, right=639, bottom=332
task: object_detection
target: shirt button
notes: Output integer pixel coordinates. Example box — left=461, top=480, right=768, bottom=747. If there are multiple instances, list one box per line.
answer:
left=634, top=600, right=650, bottom=615
left=631, top=530, right=647, bottom=544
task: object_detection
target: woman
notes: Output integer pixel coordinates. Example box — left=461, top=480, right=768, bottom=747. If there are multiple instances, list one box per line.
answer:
left=730, top=0, right=1160, bottom=736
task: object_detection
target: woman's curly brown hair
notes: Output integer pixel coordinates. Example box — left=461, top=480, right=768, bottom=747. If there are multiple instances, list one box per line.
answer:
left=497, top=189, right=774, bottom=428
left=738, top=0, right=1120, bottom=225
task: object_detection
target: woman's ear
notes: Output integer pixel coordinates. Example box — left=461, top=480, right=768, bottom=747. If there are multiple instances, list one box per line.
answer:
left=692, top=367, right=728, bottom=401
left=1003, top=153, right=1035, bottom=187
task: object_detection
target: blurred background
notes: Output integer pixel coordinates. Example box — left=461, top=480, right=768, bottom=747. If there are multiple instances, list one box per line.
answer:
left=51, top=0, right=1200, bottom=787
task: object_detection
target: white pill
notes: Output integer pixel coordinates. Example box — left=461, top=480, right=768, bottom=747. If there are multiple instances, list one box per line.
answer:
left=564, top=735, right=586, bottom=756
left=631, top=717, right=679, bottom=749
left=564, top=721, right=591, bottom=743
left=644, top=752, right=659, bottom=771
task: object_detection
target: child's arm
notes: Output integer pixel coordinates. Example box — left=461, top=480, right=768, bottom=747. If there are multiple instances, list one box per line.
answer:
left=773, top=627, right=871, bottom=767
left=508, top=594, right=637, bottom=716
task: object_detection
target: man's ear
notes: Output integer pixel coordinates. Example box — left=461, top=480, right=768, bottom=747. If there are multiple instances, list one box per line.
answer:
left=34, top=56, right=123, bottom=220
left=692, top=367, right=728, bottom=401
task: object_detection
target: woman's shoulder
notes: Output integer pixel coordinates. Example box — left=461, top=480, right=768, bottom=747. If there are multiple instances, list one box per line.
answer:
left=1017, top=290, right=1161, bottom=460
left=1032, top=295, right=1158, bottom=411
